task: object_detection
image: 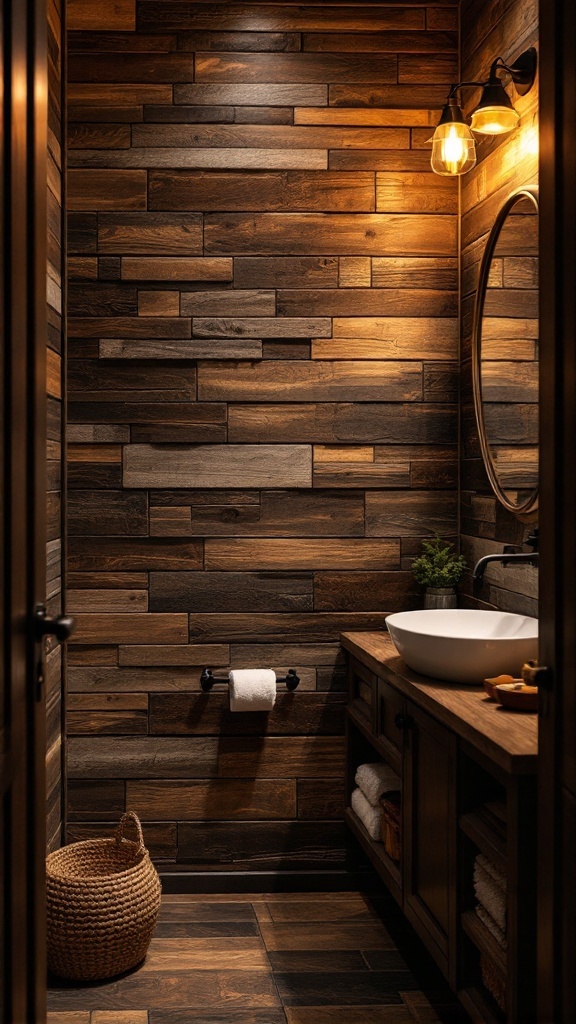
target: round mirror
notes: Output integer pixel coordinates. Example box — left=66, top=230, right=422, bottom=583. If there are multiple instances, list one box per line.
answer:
left=473, top=186, right=539, bottom=516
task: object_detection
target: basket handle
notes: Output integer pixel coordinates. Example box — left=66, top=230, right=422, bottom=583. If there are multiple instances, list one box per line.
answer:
left=115, top=811, right=145, bottom=856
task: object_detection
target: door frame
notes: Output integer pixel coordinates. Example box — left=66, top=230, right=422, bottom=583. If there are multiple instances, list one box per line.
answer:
left=1, top=0, right=48, bottom=1020
left=538, top=0, right=576, bottom=1019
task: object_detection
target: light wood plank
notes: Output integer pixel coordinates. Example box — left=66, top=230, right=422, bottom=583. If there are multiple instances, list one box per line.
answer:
left=204, top=539, right=400, bottom=571
left=123, top=445, right=312, bottom=489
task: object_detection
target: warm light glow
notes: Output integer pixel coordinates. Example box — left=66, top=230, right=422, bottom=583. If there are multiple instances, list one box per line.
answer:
left=470, top=105, right=520, bottom=135
left=519, top=122, right=539, bottom=157
left=430, top=122, right=476, bottom=176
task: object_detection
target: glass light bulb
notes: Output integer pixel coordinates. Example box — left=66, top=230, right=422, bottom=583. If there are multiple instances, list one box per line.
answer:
left=470, top=105, right=520, bottom=135
left=430, top=122, right=476, bottom=176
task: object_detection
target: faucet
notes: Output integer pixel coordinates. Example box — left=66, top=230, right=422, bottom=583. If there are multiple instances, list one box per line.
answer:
left=472, top=529, right=539, bottom=582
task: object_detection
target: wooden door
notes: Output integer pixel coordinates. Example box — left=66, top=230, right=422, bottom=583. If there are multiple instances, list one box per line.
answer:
left=539, top=1, right=576, bottom=1019
left=402, top=702, right=457, bottom=986
left=0, top=1, right=49, bottom=1020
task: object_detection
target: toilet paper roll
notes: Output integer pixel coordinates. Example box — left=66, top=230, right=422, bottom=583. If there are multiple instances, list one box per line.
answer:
left=229, top=669, right=276, bottom=712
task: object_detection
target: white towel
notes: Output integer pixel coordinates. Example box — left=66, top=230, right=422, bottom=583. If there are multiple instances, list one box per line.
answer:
left=351, top=787, right=383, bottom=841
left=476, top=904, right=508, bottom=951
left=355, top=762, right=402, bottom=806
left=228, top=669, right=276, bottom=712
left=474, top=857, right=507, bottom=933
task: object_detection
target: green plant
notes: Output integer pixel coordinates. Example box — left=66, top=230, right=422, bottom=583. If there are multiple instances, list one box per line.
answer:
left=411, top=535, right=467, bottom=589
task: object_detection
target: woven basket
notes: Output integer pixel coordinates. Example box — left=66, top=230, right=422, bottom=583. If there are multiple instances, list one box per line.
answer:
left=46, top=811, right=161, bottom=981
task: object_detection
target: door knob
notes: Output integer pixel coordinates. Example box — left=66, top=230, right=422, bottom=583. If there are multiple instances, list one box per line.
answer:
left=33, top=604, right=75, bottom=642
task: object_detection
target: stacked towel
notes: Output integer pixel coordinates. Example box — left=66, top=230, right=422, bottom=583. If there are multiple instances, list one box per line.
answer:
left=355, top=762, right=402, bottom=806
left=351, top=788, right=382, bottom=841
left=474, top=853, right=507, bottom=950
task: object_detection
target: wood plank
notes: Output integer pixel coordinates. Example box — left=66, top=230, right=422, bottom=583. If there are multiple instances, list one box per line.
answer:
left=68, top=83, right=173, bottom=105
left=176, top=31, right=301, bottom=53
left=48, top=970, right=280, bottom=1011
left=68, top=123, right=131, bottom=149
left=149, top=692, right=345, bottom=737
left=338, top=257, right=371, bottom=287
left=67, top=0, right=135, bottom=31
left=193, top=317, right=330, bottom=339
left=149, top=170, right=375, bottom=213
left=313, top=571, right=418, bottom=612
left=143, top=103, right=234, bottom=123
left=69, top=148, right=328, bottom=171
left=140, top=936, right=270, bottom=972
left=188, top=612, right=389, bottom=644
left=174, top=84, right=328, bottom=106
left=305, top=30, right=456, bottom=52
left=125, top=779, right=297, bottom=820
left=68, top=283, right=137, bottom=317
left=69, top=401, right=226, bottom=424
left=277, top=289, right=455, bottom=318
left=68, top=31, right=176, bottom=53
left=67, top=538, right=203, bottom=571
left=176, top=822, right=346, bottom=871
left=204, top=539, right=400, bottom=571
left=365, top=491, right=457, bottom=537
left=72, top=613, right=189, bottom=645
left=68, top=53, right=197, bottom=83
left=398, top=53, right=457, bottom=83
left=259, top=921, right=392, bottom=952
left=68, top=169, right=147, bottom=211
left=65, top=822, right=176, bottom=860
left=217, top=737, right=344, bottom=779
left=67, top=736, right=219, bottom=779
left=150, top=571, right=314, bottom=614
left=118, top=645, right=230, bottom=667
left=234, top=257, right=338, bottom=289
left=372, top=257, right=457, bottom=290
left=67, top=665, right=315, bottom=694
left=68, top=316, right=192, bottom=338
left=121, top=258, right=233, bottom=281
left=295, top=107, right=436, bottom=127
left=329, top=84, right=449, bottom=109
left=197, top=361, right=422, bottom=403
left=123, top=445, right=312, bottom=489
left=66, top=710, right=148, bottom=735
left=132, top=123, right=409, bottom=151
left=138, top=291, right=180, bottom=317
left=228, top=403, right=457, bottom=444
left=181, top=290, right=275, bottom=317
left=329, top=150, right=432, bottom=172
left=67, top=489, right=148, bottom=535
left=376, top=172, right=457, bottom=214
left=98, top=213, right=203, bottom=254
left=99, top=339, right=263, bottom=360
left=138, top=6, right=425, bottom=32
left=194, top=53, right=398, bottom=85
left=313, top=463, right=410, bottom=489
left=204, top=213, right=457, bottom=256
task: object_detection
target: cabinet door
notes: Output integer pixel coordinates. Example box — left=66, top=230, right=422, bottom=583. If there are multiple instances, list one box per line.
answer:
left=348, top=656, right=377, bottom=731
left=377, top=677, right=405, bottom=775
left=403, top=701, right=457, bottom=983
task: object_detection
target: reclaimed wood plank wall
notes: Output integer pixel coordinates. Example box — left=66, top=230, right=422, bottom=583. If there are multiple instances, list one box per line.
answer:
left=459, top=0, right=539, bottom=618
left=47, top=0, right=65, bottom=854
left=65, top=0, right=459, bottom=870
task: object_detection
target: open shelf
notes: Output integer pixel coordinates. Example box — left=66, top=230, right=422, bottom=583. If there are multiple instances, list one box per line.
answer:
left=344, top=806, right=401, bottom=905
left=459, top=809, right=507, bottom=867
left=461, top=910, right=507, bottom=977
left=459, top=985, right=505, bottom=1024
left=346, top=705, right=392, bottom=763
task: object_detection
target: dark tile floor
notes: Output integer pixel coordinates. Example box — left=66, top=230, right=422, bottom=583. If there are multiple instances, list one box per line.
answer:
left=47, top=892, right=470, bottom=1024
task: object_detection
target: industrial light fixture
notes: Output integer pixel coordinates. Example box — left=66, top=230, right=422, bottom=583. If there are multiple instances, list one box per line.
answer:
left=429, top=47, right=538, bottom=176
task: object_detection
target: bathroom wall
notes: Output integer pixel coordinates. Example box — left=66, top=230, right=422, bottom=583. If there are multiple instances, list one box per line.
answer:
left=46, top=0, right=65, bottom=854
left=64, top=0, right=459, bottom=870
left=459, top=0, right=539, bottom=617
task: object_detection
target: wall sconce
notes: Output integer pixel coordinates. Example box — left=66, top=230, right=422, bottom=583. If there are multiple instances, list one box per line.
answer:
left=429, top=47, right=537, bottom=176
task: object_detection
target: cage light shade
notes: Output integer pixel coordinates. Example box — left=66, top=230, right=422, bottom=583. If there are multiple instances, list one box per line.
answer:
left=470, top=79, right=520, bottom=135
left=430, top=122, right=477, bottom=176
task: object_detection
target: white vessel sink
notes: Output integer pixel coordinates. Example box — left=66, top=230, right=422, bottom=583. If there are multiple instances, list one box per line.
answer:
left=385, top=609, right=538, bottom=685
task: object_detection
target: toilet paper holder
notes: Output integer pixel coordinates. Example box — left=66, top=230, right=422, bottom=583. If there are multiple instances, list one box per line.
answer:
left=200, top=668, right=300, bottom=693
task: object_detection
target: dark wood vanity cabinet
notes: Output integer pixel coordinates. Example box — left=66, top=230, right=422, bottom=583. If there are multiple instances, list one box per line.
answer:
left=343, top=632, right=538, bottom=1024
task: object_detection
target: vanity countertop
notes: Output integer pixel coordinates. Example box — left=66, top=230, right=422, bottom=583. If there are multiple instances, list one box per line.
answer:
left=341, top=631, right=538, bottom=775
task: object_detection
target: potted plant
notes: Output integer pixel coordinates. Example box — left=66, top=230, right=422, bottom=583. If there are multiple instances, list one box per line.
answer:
left=411, top=536, right=467, bottom=609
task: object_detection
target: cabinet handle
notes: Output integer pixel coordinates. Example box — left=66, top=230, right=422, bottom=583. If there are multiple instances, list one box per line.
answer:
left=394, top=712, right=412, bottom=731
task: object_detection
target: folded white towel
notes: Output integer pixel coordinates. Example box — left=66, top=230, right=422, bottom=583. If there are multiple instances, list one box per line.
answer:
left=229, top=669, right=276, bottom=712
left=355, top=762, right=401, bottom=806
left=477, top=853, right=507, bottom=891
left=476, top=904, right=508, bottom=950
left=474, top=859, right=506, bottom=933
left=351, top=787, right=383, bottom=841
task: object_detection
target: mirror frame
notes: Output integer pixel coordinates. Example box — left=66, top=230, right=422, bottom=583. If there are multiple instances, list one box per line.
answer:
left=472, top=185, right=539, bottom=517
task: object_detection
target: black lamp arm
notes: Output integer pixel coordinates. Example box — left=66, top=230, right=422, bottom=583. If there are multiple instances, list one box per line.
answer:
left=447, top=81, right=485, bottom=99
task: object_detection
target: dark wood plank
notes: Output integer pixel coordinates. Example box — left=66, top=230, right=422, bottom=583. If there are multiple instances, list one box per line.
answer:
left=126, top=779, right=297, bottom=820
left=149, top=692, right=346, bottom=737
left=67, top=736, right=219, bottom=779
left=67, top=538, right=203, bottom=571
left=68, top=169, right=147, bottom=210
left=204, top=213, right=457, bottom=256
left=197, top=361, right=423, bottom=402
left=176, top=822, right=347, bottom=870
left=150, top=571, right=313, bottom=613
left=98, top=212, right=203, bottom=254
left=194, top=52, right=397, bottom=84
left=149, top=170, right=375, bottom=213
left=228, top=404, right=457, bottom=444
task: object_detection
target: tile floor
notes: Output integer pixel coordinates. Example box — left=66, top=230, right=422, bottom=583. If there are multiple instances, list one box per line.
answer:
left=47, top=891, right=469, bottom=1024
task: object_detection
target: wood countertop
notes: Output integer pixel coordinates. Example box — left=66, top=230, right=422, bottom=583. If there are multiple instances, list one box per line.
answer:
left=341, top=631, right=538, bottom=775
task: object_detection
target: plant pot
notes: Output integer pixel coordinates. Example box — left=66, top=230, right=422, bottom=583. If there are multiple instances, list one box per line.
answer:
left=424, top=587, right=457, bottom=610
